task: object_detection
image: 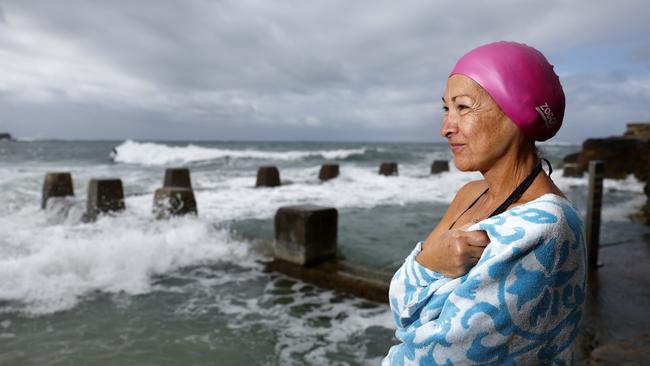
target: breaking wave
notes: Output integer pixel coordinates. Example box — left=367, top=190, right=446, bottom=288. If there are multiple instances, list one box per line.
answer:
left=112, top=140, right=369, bottom=165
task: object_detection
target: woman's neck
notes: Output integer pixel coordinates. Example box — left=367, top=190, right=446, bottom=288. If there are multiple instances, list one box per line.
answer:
left=481, top=145, right=538, bottom=203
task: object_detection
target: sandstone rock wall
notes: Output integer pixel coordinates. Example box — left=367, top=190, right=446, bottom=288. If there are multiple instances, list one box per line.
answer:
left=578, top=137, right=650, bottom=180
left=624, top=122, right=650, bottom=139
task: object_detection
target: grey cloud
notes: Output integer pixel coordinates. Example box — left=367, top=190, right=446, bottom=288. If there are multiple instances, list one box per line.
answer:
left=560, top=70, right=650, bottom=138
left=626, top=45, right=650, bottom=69
left=1, top=0, right=650, bottom=142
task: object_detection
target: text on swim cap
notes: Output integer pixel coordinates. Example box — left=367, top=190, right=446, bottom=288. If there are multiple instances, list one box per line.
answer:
left=535, top=102, right=558, bottom=130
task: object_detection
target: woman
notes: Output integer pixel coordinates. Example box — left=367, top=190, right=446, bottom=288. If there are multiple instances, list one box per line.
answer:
left=383, top=42, right=586, bottom=365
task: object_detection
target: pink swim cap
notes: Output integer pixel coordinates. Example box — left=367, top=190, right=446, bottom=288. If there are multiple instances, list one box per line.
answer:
left=449, top=41, right=565, bottom=141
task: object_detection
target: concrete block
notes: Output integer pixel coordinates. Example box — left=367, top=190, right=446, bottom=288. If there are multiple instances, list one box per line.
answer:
left=274, top=205, right=337, bottom=266
left=85, top=179, right=125, bottom=221
left=163, top=168, right=192, bottom=189
left=563, top=163, right=584, bottom=178
left=430, top=160, right=449, bottom=174
left=153, top=187, right=197, bottom=219
left=42, top=172, right=74, bottom=209
left=318, top=164, right=339, bottom=181
left=256, top=166, right=281, bottom=187
left=266, top=259, right=392, bottom=303
left=379, top=161, right=398, bottom=176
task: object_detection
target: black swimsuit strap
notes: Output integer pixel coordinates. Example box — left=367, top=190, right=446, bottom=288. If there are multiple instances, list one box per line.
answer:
left=448, top=159, right=550, bottom=229
left=488, top=160, right=544, bottom=217
left=543, top=158, right=552, bottom=177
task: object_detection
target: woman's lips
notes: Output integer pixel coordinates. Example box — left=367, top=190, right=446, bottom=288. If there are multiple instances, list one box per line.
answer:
left=449, top=143, right=465, bottom=152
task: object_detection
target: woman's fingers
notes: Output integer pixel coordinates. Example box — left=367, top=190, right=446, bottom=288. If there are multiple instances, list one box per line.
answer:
left=464, top=243, right=486, bottom=259
left=418, top=228, right=491, bottom=277
left=463, top=230, right=490, bottom=247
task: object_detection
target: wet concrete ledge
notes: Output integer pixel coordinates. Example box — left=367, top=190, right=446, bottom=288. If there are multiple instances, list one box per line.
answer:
left=265, top=258, right=392, bottom=304
left=578, top=237, right=650, bottom=365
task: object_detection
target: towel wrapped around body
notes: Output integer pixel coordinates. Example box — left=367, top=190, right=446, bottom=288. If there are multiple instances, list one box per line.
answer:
left=383, top=194, right=586, bottom=365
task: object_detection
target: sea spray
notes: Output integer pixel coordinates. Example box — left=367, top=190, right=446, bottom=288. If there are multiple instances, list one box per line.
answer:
left=112, top=140, right=370, bottom=165
left=0, top=140, right=647, bottom=365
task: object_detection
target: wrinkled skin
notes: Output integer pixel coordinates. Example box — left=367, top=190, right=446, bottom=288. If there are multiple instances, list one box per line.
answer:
left=415, top=75, right=564, bottom=277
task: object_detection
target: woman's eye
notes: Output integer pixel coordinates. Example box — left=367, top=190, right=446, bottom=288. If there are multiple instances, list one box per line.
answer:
left=442, top=106, right=449, bottom=112
left=458, top=104, right=469, bottom=110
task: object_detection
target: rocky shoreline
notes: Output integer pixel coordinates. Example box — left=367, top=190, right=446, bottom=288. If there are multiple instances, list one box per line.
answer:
left=562, top=122, right=650, bottom=224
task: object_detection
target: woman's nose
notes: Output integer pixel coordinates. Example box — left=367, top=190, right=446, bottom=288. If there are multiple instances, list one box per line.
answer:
left=440, top=113, right=458, bottom=138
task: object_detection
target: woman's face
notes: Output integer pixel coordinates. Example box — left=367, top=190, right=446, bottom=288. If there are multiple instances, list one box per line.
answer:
left=441, top=75, right=522, bottom=172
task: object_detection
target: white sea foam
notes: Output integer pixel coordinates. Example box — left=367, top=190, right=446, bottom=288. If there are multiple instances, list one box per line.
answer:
left=554, top=169, right=645, bottom=221
left=8, top=141, right=649, bottom=365
left=112, top=140, right=368, bottom=165
left=175, top=275, right=395, bottom=366
left=0, top=150, right=646, bottom=318
left=195, top=164, right=481, bottom=222
left=554, top=171, right=645, bottom=193
left=0, top=160, right=478, bottom=315
left=0, top=199, right=257, bottom=315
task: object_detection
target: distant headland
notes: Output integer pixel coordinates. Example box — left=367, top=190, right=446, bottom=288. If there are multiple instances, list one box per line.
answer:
left=0, top=133, right=13, bottom=140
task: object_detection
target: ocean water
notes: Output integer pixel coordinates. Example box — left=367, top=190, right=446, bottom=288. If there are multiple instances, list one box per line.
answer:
left=0, top=139, right=647, bottom=365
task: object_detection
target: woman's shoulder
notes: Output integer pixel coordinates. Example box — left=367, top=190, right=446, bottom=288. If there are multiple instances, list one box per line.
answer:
left=508, top=193, right=584, bottom=233
left=474, top=194, right=584, bottom=252
left=454, top=179, right=488, bottom=203
left=522, top=193, right=579, bottom=214
left=458, top=179, right=488, bottom=195
left=446, top=179, right=488, bottom=214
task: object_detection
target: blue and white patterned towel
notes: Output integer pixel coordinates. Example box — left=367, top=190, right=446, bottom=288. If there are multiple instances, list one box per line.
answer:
left=383, top=193, right=586, bottom=365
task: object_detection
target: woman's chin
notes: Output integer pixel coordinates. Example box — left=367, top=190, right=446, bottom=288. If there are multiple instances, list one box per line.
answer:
left=453, top=158, right=475, bottom=172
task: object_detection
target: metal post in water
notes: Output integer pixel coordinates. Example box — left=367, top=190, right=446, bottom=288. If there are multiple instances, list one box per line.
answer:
left=644, top=176, right=650, bottom=224
left=586, top=160, right=604, bottom=270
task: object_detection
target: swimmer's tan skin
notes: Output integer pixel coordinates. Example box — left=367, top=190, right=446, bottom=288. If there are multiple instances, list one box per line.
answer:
left=415, top=75, right=565, bottom=278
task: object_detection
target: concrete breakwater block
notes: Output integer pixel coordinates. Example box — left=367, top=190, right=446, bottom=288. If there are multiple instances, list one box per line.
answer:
left=85, top=179, right=125, bottom=221
left=563, top=163, right=584, bottom=178
left=163, top=168, right=192, bottom=189
left=379, top=161, right=398, bottom=176
left=318, top=164, right=339, bottom=181
left=256, top=166, right=281, bottom=187
left=153, top=187, right=197, bottom=219
left=274, top=205, right=337, bottom=266
left=42, top=172, right=74, bottom=209
left=430, top=160, right=449, bottom=174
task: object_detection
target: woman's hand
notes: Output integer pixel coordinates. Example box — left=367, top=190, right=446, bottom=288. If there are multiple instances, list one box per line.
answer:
left=415, top=226, right=490, bottom=278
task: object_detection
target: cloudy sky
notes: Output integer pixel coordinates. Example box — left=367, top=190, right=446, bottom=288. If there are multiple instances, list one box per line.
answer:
left=0, top=0, right=649, bottom=142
